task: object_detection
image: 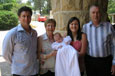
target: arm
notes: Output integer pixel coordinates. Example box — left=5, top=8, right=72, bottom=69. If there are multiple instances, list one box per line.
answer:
left=82, top=24, right=87, bottom=33
left=52, top=42, right=62, bottom=50
left=41, top=50, right=57, bottom=60
left=40, top=42, right=57, bottom=60
left=43, top=51, right=57, bottom=60
left=2, top=31, right=15, bottom=64
left=111, top=32, right=115, bottom=75
left=37, top=36, right=42, bottom=59
left=109, top=23, right=115, bottom=75
left=78, top=33, right=87, bottom=56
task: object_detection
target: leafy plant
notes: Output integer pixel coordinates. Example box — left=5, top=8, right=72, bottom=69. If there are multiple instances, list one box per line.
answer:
left=108, top=0, right=115, bottom=13
left=0, top=11, right=18, bottom=30
left=2, top=3, right=13, bottom=11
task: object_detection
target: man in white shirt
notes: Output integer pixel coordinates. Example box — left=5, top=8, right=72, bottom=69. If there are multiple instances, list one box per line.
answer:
left=2, top=6, right=38, bottom=76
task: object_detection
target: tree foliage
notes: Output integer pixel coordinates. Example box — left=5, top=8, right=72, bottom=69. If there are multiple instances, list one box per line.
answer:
left=2, top=3, right=13, bottom=11
left=32, top=0, right=51, bottom=15
left=33, top=0, right=44, bottom=13
left=42, top=0, right=51, bottom=15
left=0, top=0, right=15, bottom=4
left=0, top=11, right=18, bottom=30
left=108, top=0, right=115, bottom=13
left=0, top=0, right=31, bottom=30
left=11, top=3, right=32, bottom=15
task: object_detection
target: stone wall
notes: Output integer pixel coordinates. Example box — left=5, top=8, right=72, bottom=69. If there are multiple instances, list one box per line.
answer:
left=51, top=0, right=108, bottom=34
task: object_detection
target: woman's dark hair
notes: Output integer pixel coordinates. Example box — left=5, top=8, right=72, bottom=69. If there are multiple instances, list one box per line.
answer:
left=17, top=6, right=32, bottom=16
left=67, top=17, right=82, bottom=41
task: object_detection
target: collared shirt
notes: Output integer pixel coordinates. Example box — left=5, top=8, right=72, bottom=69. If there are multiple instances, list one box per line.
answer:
left=2, top=24, right=38, bottom=75
left=40, top=33, right=55, bottom=74
left=82, top=21, right=115, bottom=65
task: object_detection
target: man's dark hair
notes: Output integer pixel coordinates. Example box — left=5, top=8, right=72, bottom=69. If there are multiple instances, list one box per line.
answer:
left=17, top=6, right=32, bottom=16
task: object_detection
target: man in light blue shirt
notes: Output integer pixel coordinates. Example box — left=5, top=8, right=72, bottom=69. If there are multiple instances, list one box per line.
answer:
left=2, top=6, right=38, bottom=76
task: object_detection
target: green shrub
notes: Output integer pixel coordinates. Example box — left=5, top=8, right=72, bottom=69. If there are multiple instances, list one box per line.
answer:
left=0, top=11, right=18, bottom=30
left=0, top=5, right=3, bottom=10
left=2, top=3, right=13, bottom=11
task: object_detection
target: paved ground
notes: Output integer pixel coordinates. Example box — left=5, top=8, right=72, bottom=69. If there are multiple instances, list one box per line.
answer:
left=0, top=21, right=45, bottom=76
left=0, top=30, right=11, bottom=76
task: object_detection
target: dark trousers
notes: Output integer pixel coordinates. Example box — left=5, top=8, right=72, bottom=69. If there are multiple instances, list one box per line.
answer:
left=40, top=70, right=55, bottom=76
left=81, top=72, right=84, bottom=76
left=13, top=74, right=38, bottom=76
left=85, top=54, right=113, bottom=76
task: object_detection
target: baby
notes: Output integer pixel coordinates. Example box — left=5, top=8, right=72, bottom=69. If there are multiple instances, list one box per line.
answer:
left=52, top=32, right=71, bottom=50
left=52, top=32, right=81, bottom=76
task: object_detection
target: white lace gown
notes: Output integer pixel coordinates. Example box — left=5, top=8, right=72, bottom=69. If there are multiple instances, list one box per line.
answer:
left=52, top=36, right=81, bottom=76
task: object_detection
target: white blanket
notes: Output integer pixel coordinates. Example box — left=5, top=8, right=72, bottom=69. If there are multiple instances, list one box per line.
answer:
left=55, top=45, right=81, bottom=76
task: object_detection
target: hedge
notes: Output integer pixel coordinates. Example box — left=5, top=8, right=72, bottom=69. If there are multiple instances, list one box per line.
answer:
left=0, top=11, right=18, bottom=30
left=0, top=5, right=3, bottom=10
left=2, top=3, right=13, bottom=11
left=0, top=3, right=13, bottom=11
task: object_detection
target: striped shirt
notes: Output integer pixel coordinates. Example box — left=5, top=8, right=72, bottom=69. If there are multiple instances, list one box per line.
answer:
left=82, top=21, right=115, bottom=65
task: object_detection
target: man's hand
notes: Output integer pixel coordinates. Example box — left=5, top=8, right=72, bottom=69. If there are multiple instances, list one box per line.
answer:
left=111, top=65, right=115, bottom=75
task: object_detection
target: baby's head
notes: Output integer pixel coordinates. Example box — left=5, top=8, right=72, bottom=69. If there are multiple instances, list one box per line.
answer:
left=54, top=32, right=63, bottom=43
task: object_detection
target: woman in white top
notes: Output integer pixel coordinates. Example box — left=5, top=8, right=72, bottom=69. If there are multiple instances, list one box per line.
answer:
left=39, top=19, right=57, bottom=76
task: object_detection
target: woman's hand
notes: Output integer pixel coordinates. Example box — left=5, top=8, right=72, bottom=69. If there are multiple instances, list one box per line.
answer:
left=40, top=51, right=57, bottom=60
left=50, top=50, right=57, bottom=56
left=78, top=51, right=85, bottom=57
left=40, top=54, right=45, bottom=60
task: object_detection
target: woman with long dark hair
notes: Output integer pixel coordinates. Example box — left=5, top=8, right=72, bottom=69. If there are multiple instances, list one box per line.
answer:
left=67, top=17, right=87, bottom=76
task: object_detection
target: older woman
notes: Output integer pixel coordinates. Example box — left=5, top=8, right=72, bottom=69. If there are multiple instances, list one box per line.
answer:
left=67, top=17, right=87, bottom=76
left=39, top=19, right=57, bottom=76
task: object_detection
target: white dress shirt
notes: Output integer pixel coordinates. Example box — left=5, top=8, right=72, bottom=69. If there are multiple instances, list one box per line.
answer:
left=2, top=24, right=38, bottom=75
